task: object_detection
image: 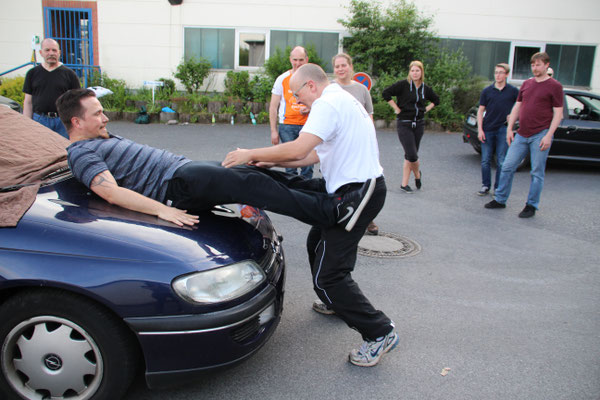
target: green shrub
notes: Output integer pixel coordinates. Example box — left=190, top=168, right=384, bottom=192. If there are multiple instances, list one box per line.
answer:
left=95, top=74, right=129, bottom=111
left=0, top=76, right=25, bottom=106
left=256, top=110, right=269, bottom=124
left=157, top=78, right=176, bottom=100
left=174, top=57, right=212, bottom=94
left=250, top=75, right=275, bottom=103
left=224, top=71, right=251, bottom=100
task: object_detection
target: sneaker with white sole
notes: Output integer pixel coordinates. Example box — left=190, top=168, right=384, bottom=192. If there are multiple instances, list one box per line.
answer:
left=336, top=178, right=376, bottom=232
left=349, top=329, right=399, bottom=367
left=477, top=186, right=490, bottom=196
left=312, top=299, right=335, bottom=315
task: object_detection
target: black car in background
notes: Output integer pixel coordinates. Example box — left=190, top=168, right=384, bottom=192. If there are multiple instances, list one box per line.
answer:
left=0, top=94, right=22, bottom=113
left=463, top=89, right=600, bottom=168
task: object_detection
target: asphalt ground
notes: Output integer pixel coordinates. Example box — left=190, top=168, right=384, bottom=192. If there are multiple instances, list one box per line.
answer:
left=112, top=121, right=600, bottom=400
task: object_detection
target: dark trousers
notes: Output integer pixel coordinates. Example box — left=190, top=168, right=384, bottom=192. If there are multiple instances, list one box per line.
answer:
left=397, top=120, right=425, bottom=162
left=307, top=176, right=393, bottom=341
left=165, top=161, right=336, bottom=227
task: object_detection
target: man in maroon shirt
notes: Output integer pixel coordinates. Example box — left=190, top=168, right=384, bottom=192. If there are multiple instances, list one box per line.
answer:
left=485, top=52, right=563, bottom=218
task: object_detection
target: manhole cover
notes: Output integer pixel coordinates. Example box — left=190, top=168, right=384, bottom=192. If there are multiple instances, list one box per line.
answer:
left=358, top=232, right=421, bottom=258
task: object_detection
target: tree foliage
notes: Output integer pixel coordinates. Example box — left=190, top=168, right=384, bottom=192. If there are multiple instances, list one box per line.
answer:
left=339, top=0, right=484, bottom=129
left=339, top=0, right=437, bottom=77
left=174, top=57, right=212, bottom=94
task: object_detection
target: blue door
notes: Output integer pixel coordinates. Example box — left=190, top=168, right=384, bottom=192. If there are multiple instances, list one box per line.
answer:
left=44, top=7, right=94, bottom=86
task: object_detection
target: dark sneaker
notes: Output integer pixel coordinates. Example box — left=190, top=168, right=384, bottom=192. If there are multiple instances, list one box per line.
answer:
left=366, top=221, right=379, bottom=235
left=477, top=186, right=490, bottom=196
left=312, top=299, right=335, bottom=315
left=349, top=329, right=399, bottom=367
left=400, top=185, right=414, bottom=194
left=518, top=204, right=536, bottom=218
left=336, top=178, right=376, bottom=232
left=415, top=171, right=422, bottom=190
left=484, top=199, right=506, bottom=209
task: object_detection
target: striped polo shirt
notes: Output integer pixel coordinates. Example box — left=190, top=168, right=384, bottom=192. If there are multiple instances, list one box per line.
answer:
left=67, top=134, right=190, bottom=202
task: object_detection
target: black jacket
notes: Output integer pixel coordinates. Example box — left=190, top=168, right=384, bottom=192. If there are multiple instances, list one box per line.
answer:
left=382, top=79, right=440, bottom=121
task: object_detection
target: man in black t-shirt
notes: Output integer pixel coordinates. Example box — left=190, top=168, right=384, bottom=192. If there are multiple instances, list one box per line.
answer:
left=23, top=38, right=80, bottom=138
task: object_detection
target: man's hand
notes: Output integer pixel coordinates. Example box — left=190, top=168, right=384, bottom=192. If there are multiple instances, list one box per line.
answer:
left=222, top=148, right=253, bottom=168
left=478, top=129, right=486, bottom=143
left=271, top=130, right=279, bottom=145
left=540, top=134, right=553, bottom=151
left=300, top=106, right=310, bottom=115
left=506, top=129, right=515, bottom=146
left=157, top=205, right=199, bottom=227
left=252, top=161, right=276, bottom=168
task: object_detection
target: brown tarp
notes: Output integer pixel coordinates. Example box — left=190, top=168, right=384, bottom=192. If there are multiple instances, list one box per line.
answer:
left=0, top=107, right=70, bottom=227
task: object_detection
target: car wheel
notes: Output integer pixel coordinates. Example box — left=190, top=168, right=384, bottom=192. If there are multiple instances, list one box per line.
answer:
left=0, top=289, right=138, bottom=400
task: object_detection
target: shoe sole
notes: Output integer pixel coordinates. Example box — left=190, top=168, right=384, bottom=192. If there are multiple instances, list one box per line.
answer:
left=349, top=333, right=399, bottom=367
left=344, top=178, right=376, bottom=232
left=477, top=192, right=489, bottom=196
left=400, top=188, right=414, bottom=194
left=312, top=304, right=336, bottom=315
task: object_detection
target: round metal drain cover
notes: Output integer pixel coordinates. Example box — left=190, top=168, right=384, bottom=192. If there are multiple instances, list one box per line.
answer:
left=358, top=232, right=421, bottom=258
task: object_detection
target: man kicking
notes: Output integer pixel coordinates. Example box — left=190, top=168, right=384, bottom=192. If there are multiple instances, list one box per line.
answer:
left=56, top=88, right=373, bottom=230
left=223, top=63, right=398, bottom=367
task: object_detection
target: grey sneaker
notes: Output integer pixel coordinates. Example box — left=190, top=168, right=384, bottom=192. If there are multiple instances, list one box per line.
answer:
left=477, top=186, right=490, bottom=196
left=336, top=178, right=376, bottom=232
left=349, top=329, right=399, bottom=367
left=312, top=299, right=335, bottom=315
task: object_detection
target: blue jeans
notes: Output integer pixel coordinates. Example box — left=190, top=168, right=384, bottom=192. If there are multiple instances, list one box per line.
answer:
left=494, top=130, right=550, bottom=209
left=480, top=126, right=508, bottom=189
left=279, top=123, right=313, bottom=179
left=33, top=113, right=69, bottom=139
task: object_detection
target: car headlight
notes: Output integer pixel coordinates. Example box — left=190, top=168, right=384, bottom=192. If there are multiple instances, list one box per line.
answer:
left=172, top=261, right=266, bottom=304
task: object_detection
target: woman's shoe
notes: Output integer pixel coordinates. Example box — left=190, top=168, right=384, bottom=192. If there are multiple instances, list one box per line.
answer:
left=400, top=185, right=414, bottom=193
left=415, top=170, right=422, bottom=190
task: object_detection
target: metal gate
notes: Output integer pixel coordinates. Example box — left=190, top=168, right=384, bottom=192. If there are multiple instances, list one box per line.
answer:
left=44, top=7, right=96, bottom=87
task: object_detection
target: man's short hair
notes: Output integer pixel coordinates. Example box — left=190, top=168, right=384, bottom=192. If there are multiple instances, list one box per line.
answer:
left=495, top=63, right=510, bottom=74
left=56, top=88, right=96, bottom=131
left=531, top=52, right=550, bottom=64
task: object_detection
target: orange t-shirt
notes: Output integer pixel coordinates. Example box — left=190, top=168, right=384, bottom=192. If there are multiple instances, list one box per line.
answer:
left=272, top=70, right=308, bottom=126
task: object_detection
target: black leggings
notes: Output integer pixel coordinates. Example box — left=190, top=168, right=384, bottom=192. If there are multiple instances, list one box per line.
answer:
left=396, top=120, right=425, bottom=162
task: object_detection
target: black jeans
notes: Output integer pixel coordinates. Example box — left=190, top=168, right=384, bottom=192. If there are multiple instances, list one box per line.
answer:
left=397, top=120, right=425, bottom=162
left=307, top=176, right=393, bottom=341
left=165, top=161, right=336, bottom=227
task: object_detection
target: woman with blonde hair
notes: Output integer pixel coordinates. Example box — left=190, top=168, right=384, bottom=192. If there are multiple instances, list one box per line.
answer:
left=382, top=61, right=440, bottom=193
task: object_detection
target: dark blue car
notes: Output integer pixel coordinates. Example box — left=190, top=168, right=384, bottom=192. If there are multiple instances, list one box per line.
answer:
left=0, top=109, right=285, bottom=400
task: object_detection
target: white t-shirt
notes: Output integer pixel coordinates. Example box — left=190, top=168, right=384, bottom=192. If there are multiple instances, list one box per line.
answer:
left=301, top=83, right=383, bottom=193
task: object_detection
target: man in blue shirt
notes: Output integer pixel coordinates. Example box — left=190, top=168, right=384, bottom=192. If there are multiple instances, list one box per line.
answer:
left=476, top=63, right=519, bottom=195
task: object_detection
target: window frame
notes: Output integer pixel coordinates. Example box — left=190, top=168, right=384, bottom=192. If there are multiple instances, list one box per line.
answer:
left=234, top=28, right=270, bottom=71
left=508, top=41, right=546, bottom=83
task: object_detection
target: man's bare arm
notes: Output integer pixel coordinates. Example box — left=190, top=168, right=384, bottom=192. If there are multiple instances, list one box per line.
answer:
left=23, top=94, right=33, bottom=119
left=506, top=101, right=521, bottom=145
left=540, top=106, right=563, bottom=151
left=89, top=170, right=199, bottom=227
left=222, top=132, right=322, bottom=168
left=269, top=95, right=281, bottom=145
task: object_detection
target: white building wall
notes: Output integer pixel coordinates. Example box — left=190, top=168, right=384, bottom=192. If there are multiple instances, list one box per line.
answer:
left=1, top=0, right=599, bottom=91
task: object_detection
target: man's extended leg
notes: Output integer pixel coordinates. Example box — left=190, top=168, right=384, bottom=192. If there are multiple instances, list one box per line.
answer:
left=166, top=161, right=335, bottom=226
left=525, top=130, right=550, bottom=209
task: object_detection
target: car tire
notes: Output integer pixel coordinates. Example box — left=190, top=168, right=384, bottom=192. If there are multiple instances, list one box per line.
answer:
left=0, top=289, right=138, bottom=400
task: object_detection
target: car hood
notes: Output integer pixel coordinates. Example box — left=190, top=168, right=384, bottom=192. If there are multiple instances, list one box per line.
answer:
left=2, top=177, right=274, bottom=271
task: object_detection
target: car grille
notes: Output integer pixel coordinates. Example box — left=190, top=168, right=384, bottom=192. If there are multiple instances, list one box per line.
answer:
left=231, top=316, right=261, bottom=343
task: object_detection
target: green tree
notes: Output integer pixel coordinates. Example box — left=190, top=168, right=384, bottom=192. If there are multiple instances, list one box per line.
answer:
left=223, top=71, right=252, bottom=100
left=339, top=0, right=437, bottom=77
left=174, top=57, right=212, bottom=94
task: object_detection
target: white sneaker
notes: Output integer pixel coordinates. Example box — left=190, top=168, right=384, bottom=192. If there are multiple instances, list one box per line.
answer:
left=349, top=329, right=399, bottom=367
